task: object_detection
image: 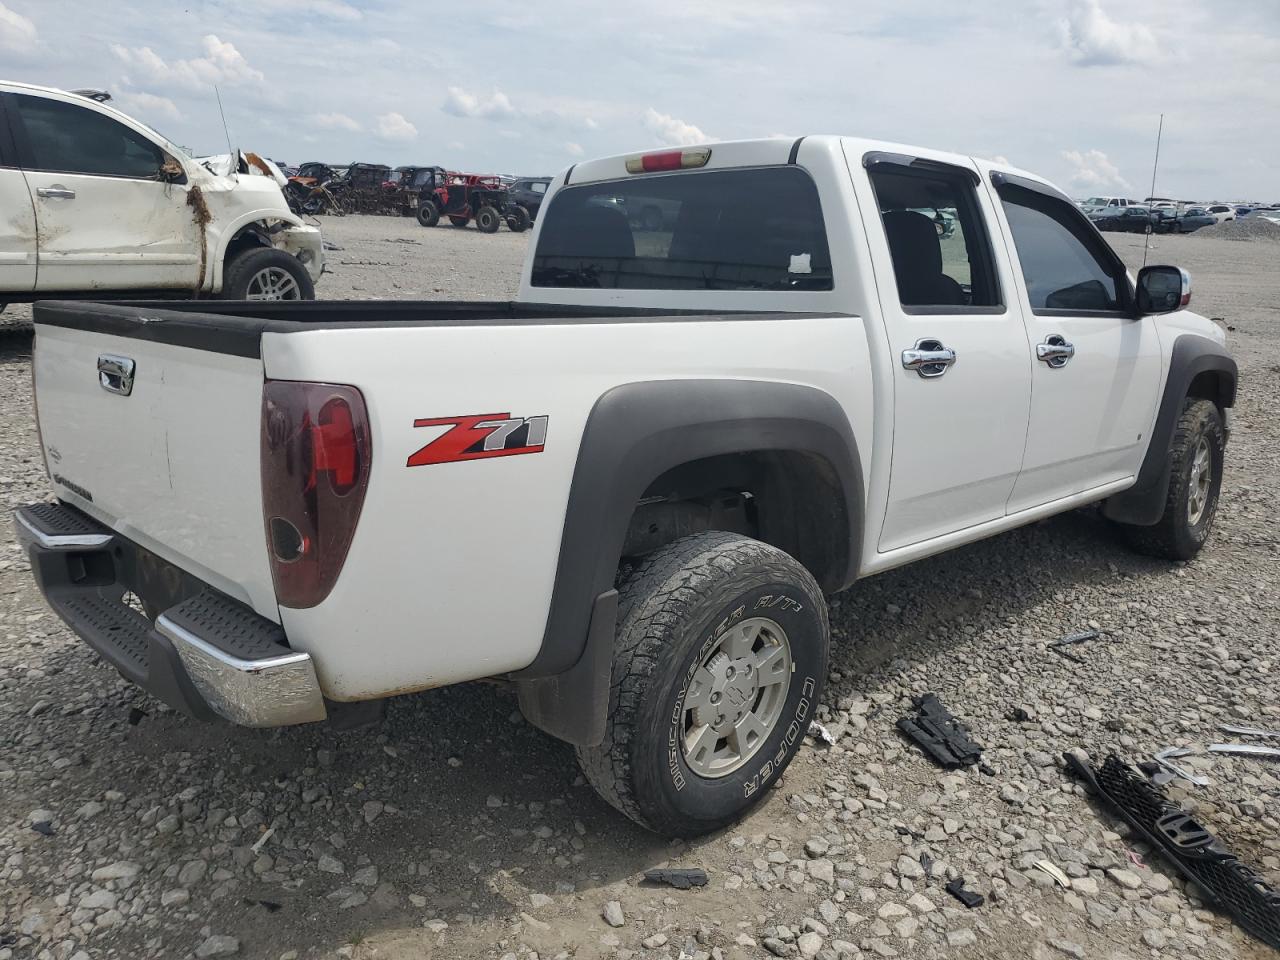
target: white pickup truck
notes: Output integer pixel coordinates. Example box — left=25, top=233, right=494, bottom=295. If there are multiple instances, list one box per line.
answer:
left=15, top=136, right=1236, bottom=836
left=0, top=81, right=323, bottom=304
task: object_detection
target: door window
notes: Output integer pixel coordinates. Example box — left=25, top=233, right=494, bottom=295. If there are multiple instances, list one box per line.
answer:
left=14, top=95, right=163, bottom=179
left=867, top=165, right=1001, bottom=311
left=997, top=184, right=1131, bottom=314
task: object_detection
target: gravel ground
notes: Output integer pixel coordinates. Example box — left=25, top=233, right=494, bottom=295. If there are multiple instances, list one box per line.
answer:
left=1, top=219, right=1277, bottom=960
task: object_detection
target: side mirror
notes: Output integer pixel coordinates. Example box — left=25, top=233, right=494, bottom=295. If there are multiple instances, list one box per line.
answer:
left=160, top=155, right=186, bottom=183
left=1136, top=264, right=1190, bottom=315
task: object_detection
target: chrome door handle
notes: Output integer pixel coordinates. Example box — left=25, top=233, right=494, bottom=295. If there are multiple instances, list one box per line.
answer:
left=901, top=339, right=957, bottom=379
left=98, top=354, right=136, bottom=396
left=37, top=186, right=76, bottom=200
left=1036, top=334, right=1075, bottom=368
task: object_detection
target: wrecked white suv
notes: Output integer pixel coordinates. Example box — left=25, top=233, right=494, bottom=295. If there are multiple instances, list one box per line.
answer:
left=0, top=82, right=323, bottom=303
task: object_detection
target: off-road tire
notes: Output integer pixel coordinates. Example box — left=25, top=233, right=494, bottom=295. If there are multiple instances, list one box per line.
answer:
left=576, top=532, right=829, bottom=837
left=1119, top=398, right=1225, bottom=561
left=507, top=205, right=531, bottom=232
left=220, top=248, right=315, bottom=301
left=475, top=205, right=501, bottom=233
left=416, top=199, right=440, bottom=227
left=449, top=216, right=470, bottom=228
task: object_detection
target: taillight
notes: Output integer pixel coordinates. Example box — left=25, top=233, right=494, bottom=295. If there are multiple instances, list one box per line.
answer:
left=261, top=380, right=371, bottom=608
left=624, top=148, right=712, bottom=174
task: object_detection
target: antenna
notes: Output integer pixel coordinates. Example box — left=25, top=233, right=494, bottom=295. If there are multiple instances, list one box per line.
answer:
left=1142, top=112, right=1164, bottom=269
left=214, top=85, right=236, bottom=180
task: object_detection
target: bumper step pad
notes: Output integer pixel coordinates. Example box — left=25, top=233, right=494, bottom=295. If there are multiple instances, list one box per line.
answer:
left=1066, top=752, right=1280, bottom=951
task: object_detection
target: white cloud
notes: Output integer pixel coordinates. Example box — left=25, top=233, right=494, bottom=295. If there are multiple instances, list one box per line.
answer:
left=442, top=86, right=516, bottom=120
left=0, top=1, right=37, bottom=52
left=375, top=111, right=417, bottom=141
left=643, top=107, right=709, bottom=147
left=111, top=34, right=264, bottom=92
left=565, top=141, right=584, bottom=156
left=1056, top=0, right=1159, bottom=66
left=446, top=141, right=465, bottom=152
left=118, top=90, right=180, bottom=122
left=1062, top=148, right=1131, bottom=190
left=311, top=112, right=361, bottom=131
left=308, top=0, right=361, bottom=21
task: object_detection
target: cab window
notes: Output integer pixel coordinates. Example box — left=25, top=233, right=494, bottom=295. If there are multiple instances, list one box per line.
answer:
left=867, top=164, right=1001, bottom=311
left=997, top=183, right=1130, bottom=314
left=14, top=95, right=163, bottom=179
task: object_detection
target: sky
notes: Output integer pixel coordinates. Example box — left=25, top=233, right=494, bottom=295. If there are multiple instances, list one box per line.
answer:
left=1, top=0, right=1277, bottom=201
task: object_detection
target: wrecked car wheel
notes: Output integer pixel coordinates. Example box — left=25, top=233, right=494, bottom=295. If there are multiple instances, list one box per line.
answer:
left=576, top=532, right=828, bottom=837
left=1118, top=398, right=1224, bottom=561
left=507, top=205, right=531, bottom=233
left=416, top=200, right=440, bottom=228
left=475, top=206, right=501, bottom=234
left=222, top=249, right=315, bottom=302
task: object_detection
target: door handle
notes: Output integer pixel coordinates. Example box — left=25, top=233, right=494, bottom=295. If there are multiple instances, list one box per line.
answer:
left=37, top=186, right=76, bottom=200
left=901, top=338, right=957, bottom=379
left=1036, top=334, right=1075, bottom=368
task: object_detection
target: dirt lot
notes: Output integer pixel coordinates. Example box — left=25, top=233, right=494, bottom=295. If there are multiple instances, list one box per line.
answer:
left=1, top=219, right=1276, bottom=960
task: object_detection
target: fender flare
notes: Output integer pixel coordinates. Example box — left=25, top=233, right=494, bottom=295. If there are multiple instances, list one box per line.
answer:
left=208, top=208, right=310, bottom=291
left=514, top=378, right=864, bottom=745
left=1103, top=333, right=1237, bottom=526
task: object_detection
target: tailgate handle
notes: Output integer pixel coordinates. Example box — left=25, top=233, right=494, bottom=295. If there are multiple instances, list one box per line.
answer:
left=98, top=354, right=136, bottom=396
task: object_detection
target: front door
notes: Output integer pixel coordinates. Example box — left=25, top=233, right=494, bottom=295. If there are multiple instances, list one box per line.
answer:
left=0, top=96, right=36, bottom=292
left=856, top=154, right=1033, bottom=552
left=9, top=92, right=200, bottom=292
left=987, top=173, right=1162, bottom=512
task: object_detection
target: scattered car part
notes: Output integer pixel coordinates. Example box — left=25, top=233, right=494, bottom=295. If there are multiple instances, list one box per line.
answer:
left=1065, top=753, right=1280, bottom=951
left=642, top=868, right=709, bottom=890
left=808, top=720, right=836, bottom=745
left=1208, top=743, right=1280, bottom=760
left=1050, top=629, right=1100, bottom=648
left=945, top=877, right=985, bottom=909
left=1033, top=860, right=1072, bottom=889
left=1153, top=746, right=1210, bottom=787
left=897, top=694, right=984, bottom=768
left=1219, top=724, right=1280, bottom=740
left=250, top=826, right=276, bottom=854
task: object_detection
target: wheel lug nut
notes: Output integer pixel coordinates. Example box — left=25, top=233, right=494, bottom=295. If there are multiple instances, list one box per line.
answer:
left=710, top=692, right=721, bottom=704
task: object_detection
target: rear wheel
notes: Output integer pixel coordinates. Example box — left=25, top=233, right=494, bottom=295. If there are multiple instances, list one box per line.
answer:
left=1117, top=398, right=1225, bottom=561
left=507, top=205, right=531, bottom=232
left=416, top=199, right=440, bottom=227
left=449, top=216, right=470, bottom=228
left=221, top=248, right=315, bottom=301
left=475, top=205, right=501, bottom=233
left=576, top=532, right=828, bottom=837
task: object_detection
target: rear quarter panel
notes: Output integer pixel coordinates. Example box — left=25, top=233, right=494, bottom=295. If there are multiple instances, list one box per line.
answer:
left=261, top=316, right=873, bottom=700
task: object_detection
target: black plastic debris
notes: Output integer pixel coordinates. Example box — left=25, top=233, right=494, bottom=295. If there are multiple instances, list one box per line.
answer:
left=242, top=897, right=282, bottom=913
left=1050, top=629, right=1100, bottom=648
left=31, top=820, right=55, bottom=837
left=897, top=694, right=984, bottom=768
left=945, top=877, right=985, bottom=909
left=1066, top=752, right=1280, bottom=951
left=642, top=868, right=708, bottom=890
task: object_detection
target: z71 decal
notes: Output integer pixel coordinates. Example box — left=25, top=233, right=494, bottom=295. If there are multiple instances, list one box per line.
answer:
left=406, top=413, right=548, bottom=467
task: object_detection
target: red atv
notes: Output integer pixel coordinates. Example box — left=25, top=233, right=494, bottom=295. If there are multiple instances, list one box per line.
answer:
left=414, top=169, right=529, bottom=233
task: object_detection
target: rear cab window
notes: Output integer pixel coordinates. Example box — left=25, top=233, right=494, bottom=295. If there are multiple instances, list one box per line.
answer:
left=531, top=166, right=832, bottom=291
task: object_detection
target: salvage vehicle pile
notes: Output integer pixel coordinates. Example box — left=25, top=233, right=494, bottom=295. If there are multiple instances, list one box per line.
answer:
left=0, top=138, right=1277, bottom=960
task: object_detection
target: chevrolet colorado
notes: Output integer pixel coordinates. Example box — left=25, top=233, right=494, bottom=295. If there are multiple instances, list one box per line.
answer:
left=15, top=136, right=1236, bottom=836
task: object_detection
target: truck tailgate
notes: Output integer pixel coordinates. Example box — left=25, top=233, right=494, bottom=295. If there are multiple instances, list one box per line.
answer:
left=32, top=307, right=277, bottom=620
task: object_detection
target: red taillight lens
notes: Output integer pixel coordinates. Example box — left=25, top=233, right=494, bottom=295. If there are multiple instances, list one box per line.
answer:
left=261, top=381, right=371, bottom=608
left=624, top=148, right=712, bottom=174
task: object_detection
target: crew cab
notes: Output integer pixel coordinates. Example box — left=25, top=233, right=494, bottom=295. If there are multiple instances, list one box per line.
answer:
left=15, top=136, right=1235, bottom=837
left=0, top=82, right=324, bottom=305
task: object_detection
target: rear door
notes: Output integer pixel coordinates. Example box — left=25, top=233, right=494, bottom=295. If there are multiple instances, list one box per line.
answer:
left=9, top=91, right=201, bottom=292
left=0, top=94, right=36, bottom=291
left=987, top=172, right=1161, bottom=511
left=854, top=153, right=1033, bottom=551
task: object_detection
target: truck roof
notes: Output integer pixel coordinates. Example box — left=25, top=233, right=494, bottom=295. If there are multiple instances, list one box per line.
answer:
left=559, top=135, right=1056, bottom=195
